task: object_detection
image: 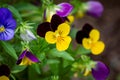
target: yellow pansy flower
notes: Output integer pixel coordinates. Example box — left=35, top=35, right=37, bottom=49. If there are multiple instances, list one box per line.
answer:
left=82, top=29, right=105, bottom=55
left=65, top=15, right=74, bottom=24
left=45, top=23, right=71, bottom=51
left=0, top=75, right=9, bottom=80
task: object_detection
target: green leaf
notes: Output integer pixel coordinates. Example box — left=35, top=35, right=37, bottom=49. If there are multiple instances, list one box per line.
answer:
left=76, top=45, right=91, bottom=55
left=31, top=64, right=41, bottom=74
left=11, top=65, right=26, bottom=73
left=7, top=5, right=22, bottom=22
left=0, top=41, right=18, bottom=60
left=47, top=59, right=60, bottom=64
left=49, top=48, right=74, bottom=61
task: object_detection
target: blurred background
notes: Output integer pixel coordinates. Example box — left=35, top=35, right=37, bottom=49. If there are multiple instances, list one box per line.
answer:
left=0, top=0, right=120, bottom=80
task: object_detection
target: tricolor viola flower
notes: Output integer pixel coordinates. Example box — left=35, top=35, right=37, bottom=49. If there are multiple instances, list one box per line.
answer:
left=85, top=1, right=104, bottom=18
left=92, top=61, right=110, bottom=80
left=76, top=24, right=105, bottom=55
left=46, top=2, right=73, bottom=22
left=16, top=49, right=40, bottom=65
left=62, top=15, right=74, bottom=24
left=0, top=8, right=16, bottom=41
left=37, top=14, right=71, bottom=51
left=0, top=64, right=10, bottom=80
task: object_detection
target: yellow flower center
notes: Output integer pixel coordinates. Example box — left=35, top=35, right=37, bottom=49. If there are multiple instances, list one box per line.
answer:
left=0, top=26, right=5, bottom=32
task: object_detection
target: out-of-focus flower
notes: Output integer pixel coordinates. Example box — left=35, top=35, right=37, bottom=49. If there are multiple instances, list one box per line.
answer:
left=37, top=14, right=64, bottom=37
left=0, top=64, right=10, bottom=80
left=86, top=1, right=104, bottom=18
left=20, top=29, right=36, bottom=42
left=45, top=23, right=71, bottom=51
left=46, top=2, right=73, bottom=22
left=0, top=8, right=16, bottom=41
left=76, top=24, right=105, bottom=55
left=16, top=49, right=40, bottom=65
left=92, top=61, right=110, bottom=80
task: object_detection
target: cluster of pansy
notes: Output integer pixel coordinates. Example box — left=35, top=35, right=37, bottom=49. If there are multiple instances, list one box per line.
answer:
left=0, top=0, right=110, bottom=80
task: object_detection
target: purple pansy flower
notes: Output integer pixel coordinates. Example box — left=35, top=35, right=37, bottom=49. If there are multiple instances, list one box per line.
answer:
left=16, top=49, right=40, bottom=65
left=0, top=8, right=16, bottom=41
left=56, top=2, right=73, bottom=17
left=86, top=1, right=104, bottom=18
left=92, top=61, right=110, bottom=80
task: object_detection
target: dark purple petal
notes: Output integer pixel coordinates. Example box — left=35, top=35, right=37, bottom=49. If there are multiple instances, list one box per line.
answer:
left=0, top=8, right=13, bottom=21
left=37, top=22, right=51, bottom=37
left=26, top=51, right=40, bottom=63
left=92, top=61, right=110, bottom=80
left=82, top=23, right=93, bottom=35
left=3, top=18, right=17, bottom=30
left=0, top=29, right=14, bottom=41
left=86, top=1, right=104, bottom=18
left=16, top=50, right=27, bottom=65
left=0, top=64, right=10, bottom=77
left=51, top=14, right=64, bottom=31
left=76, top=30, right=88, bottom=44
left=56, top=2, right=73, bottom=17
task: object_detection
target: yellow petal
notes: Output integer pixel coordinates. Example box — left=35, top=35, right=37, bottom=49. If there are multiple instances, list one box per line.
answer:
left=91, top=41, right=105, bottom=55
left=89, top=29, right=100, bottom=42
left=56, top=36, right=71, bottom=51
left=82, top=38, right=92, bottom=49
left=0, top=75, right=9, bottom=80
left=20, top=56, right=34, bottom=65
left=45, top=31, right=56, bottom=44
left=57, top=23, right=70, bottom=37
left=66, top=15, right=74, bottom=24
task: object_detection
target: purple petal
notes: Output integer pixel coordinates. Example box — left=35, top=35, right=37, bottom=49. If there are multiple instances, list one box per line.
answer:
left=3, top=18, right=17, bottom=30
left=56, top=2, right=73, bottom=17
left=0, top=29, right=14, bottom=41
left=0, top=8, right=13, bottom=21
left=86, top=1, right=104, bottom=18
left=16, top=50, right=27, bottom=65
left=92, top=61, right=110, bottom=80
left=51, top=14, right=64, bottom=31
left=26, top=51, right=40, bottom=63
left=37, top=22, right=51, bottom=37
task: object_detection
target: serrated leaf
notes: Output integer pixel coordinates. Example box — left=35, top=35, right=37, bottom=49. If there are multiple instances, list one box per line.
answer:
left=0, top=41, right=18, bottom=60
left=49, top=48, right=74, bottom=61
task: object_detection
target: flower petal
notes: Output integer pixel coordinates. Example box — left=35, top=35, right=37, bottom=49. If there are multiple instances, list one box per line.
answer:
left=0, top=76, right=9, bottom=80
left=82, top=23, right=93, bottom=34
left=86, top=1, right=104, bottom=18
left=51, top=14, right=64, bottom=31
left=56, top=36, right=71, bottom=51
left=37, top=22, right=51, bottom=37
left=0, top=29, right=14, bottom=41
left=26, top=51, right=40, bottom=63
left=57, top=23, right=70, bottom=37
left=0, top=64, right=10, bottom=77
left=56, top=3, right=73, bottom=17
left=91, top=41, right=105, bottom=55
left=92, top=61, right=110, bottom=80
left=89, top=29, right=100, bottom=42
left=0, top=8, right=12, bottom=21
left=45, top=31, right=56, bottom=44
left=3, top=18, right=16, bottom=30
left=82, top=38, right=91, bottom=49
left=16, top=50, right=27, bottom=65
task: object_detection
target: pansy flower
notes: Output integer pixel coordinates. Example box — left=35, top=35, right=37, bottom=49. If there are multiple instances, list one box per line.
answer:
left=85, top=1, right=104, bottom=18
left=0, top=64, right=10, bottom=80
left=76, top=24, right=105, bottom=55
left=16, top=49, right=40, bottom=65
left=92, top=61, right=110, bottom=80
left=46, top=2, right=73, bottom=22
left=37, top=14, right=71, bottom=51
left=0, top=8, right=16, bottom=41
